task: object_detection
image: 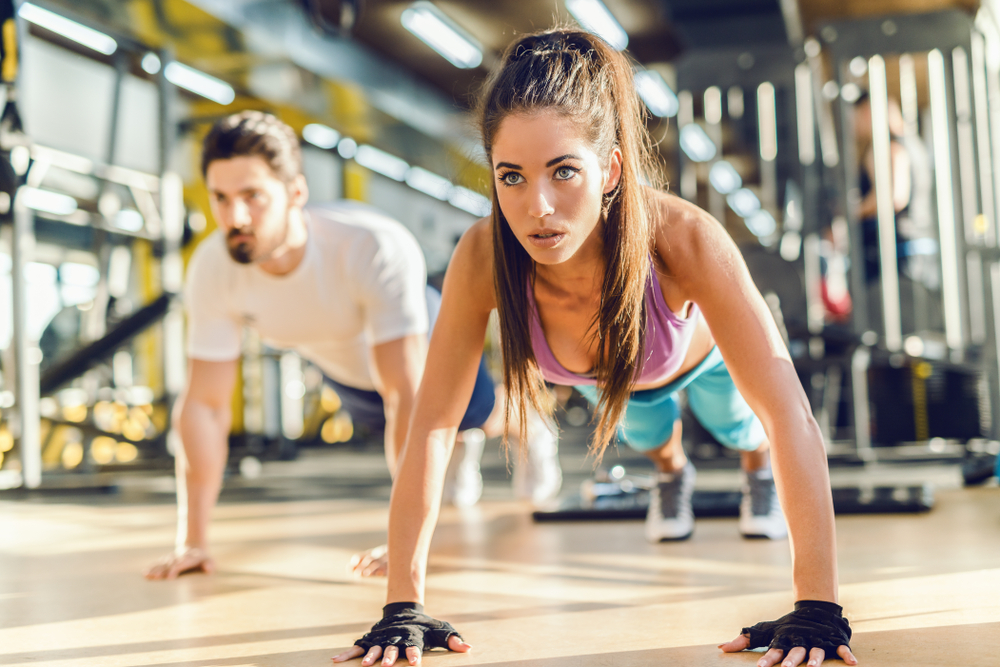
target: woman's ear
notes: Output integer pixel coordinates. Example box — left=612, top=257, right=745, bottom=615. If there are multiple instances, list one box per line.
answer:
left=604, top=146, right=623, bottom=194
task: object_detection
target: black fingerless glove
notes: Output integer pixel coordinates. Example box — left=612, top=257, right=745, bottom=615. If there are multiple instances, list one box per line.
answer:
left=354, top=603, right=462, bottom=654
left=741, top=600, right=852, bottom=656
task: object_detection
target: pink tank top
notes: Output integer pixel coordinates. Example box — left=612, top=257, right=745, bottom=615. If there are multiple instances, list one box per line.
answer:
left=527, top=262, right=700, bottom=387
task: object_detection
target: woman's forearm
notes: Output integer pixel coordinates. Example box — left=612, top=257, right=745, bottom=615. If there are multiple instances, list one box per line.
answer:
left=769, top=413, right=839, bottom=602
left=385, top=427, right=457, bottom=604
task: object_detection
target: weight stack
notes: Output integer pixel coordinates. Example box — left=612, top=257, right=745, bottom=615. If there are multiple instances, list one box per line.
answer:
left=867, top=358, right=988, bottom=445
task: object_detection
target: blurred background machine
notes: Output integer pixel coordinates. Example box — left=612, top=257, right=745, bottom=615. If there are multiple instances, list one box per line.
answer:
left=1, top=0, right=999, bottom=498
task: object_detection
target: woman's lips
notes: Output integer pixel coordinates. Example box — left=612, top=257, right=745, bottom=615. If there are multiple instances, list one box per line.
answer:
left=528, top=231, right=565, bottom=248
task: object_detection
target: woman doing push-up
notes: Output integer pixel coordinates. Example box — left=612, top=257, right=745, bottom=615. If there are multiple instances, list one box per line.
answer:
left=334, top=28, right=856, bottom=667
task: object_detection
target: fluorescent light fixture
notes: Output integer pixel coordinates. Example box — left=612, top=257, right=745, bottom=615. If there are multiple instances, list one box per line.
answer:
left=779, top=231, right=802, bottom=261
left=401, top=2, right=483, bottom=69
left=114, top=209, right=144, bottom=232
left=303, top=123, right=341, bottom=149
left=727, top=188, right=760, bottom=217
left=355, top=145, right=409, bottom=181
left=337, top=138, right=358, bottom=159
left=704, top=86, right=723, bottom=125
left=406, top=166, right=453, bottom=200
left=709, top=161, right=742, bottom=194
left=26, top=262, right=57, bottom=283
left=449, top=186, right=491, bottom=217
left=18, top=3, right=117, bottom=56
left=141, top=52, right=161, bottom=74
left=744, top=210, right=777, bottom=237
left=20, top=187, right=78, bottom=216
left=757, top=82, right=777, bottom=161
left=634, top=70, right=678, bottom=118
left=679, top=124, right=717, bottom=162
left=565, top=0, right=628, bottom=51
left=728, top=86, right=745, bottom=119
left=59, top=262, right=100, bottom=287
left=164, top=61, right=235, bottom=105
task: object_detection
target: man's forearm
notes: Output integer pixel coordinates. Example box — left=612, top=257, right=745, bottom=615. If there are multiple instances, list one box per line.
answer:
left=382, top=393, right=415, bottom=477
left=176, top=403, right=231, bottom=549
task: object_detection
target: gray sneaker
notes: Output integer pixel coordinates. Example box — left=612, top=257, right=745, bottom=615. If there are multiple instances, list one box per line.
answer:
left=645, top=462, right=696, bottom=542
left=739, top=468, right=788, bottom=539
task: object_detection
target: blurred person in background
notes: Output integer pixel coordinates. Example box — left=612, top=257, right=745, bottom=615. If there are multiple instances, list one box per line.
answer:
left=145, top=111, right=559, bottom=581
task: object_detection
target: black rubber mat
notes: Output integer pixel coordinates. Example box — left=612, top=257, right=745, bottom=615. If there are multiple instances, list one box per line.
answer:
left=531, top=483, right=934, bottom=522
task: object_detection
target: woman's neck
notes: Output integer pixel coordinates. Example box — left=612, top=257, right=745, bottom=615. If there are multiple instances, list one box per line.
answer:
left=534, top=228, right=605, bottom=296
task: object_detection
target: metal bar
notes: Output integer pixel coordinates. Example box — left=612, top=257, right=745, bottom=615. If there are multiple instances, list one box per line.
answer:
left=971, top=32, right=996, bottom=246
left=38, top=294, right=172, bottom=395
left=757, top=82, right=778, bottom=214
left=704, top=86, right=726, bottom=224
left=851, top=345, right=873, bottom=459
left=806, top=38, right=840, bottom=168
left=929, top=49, right=965, bottom=352
left=952, top=47, right=981, bottom=246
left=11, top=189, right=40, bottom=488
left=968, top=250, right=986, bottom=345
left=992, top=263, right=1000, bottom=435
left=678, top=90, right=697, bottom=202
left=868, top=55, right=903, bottom=351
left=803, top=233, right=824, bottom=334
left=986, top=29, right=1000, bottom=249
left=899, top=54, right=920, bottom=138
left=158, top=49, right=186, bottom=400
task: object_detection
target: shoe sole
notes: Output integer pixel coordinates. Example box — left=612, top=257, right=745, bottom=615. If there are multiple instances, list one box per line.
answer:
left=649, top=531, right=694, bottom=542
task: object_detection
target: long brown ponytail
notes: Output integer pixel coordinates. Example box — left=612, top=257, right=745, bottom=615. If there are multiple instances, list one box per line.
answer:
left=478, top=29, right=663, bottom=459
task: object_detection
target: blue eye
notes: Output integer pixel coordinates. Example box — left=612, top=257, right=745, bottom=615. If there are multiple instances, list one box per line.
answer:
left=500, top=172, right=523, bottom=186
left=554, top=166, right=577, bottom=180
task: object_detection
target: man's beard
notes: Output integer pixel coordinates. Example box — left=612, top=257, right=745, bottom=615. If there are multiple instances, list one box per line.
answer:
left=226, top=232, right=256, bottom=264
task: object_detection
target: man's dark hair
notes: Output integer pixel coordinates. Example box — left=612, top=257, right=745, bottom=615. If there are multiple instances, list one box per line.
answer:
left=201, top=110, right=302, bottom=182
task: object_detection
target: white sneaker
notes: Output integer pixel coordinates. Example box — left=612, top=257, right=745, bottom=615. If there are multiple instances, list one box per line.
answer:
left=739, top=468, right=788, bottom=539
left=512, top=414, right=562, bottom=506
left=442, top=428, right=485, bottom=508
left=645, top=462, right=696, bottom=542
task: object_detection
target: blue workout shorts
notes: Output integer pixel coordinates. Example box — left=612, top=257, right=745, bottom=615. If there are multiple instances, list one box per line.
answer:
left=325, top=285, right=496, bottom=433
left=575, top=346, right=765, bottom=452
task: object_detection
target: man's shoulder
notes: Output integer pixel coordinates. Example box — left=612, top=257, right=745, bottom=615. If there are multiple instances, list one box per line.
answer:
left=306, top=201, right=421, bottom=254
left=188, top=229, right=231, bottom=275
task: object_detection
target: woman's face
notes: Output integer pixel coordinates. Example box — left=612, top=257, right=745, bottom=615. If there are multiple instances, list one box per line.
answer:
left=491, top=110, right=621, bottom=267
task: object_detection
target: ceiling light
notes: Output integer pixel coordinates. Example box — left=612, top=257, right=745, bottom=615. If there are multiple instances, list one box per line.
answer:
left=114, top=209, right=144, bottom=232
left=679, top=124, right=717, bottom=162
left=303, top=123, right=341, bottom=149
left=406, top=167, right=453, bottom=200
left=18, top=3, right=117, bottom=56
left=355, top=145, right=409, bottom=181
left=19, top=187, right=78, bottom=216
left=401, top=2, right=483, bottom=69
left=727, top=188, right=761, bottom=217
left=141, top=52, right=161, bottom=74
left=634, top=70, right=678, bottom=118
left=449, top=186, right=490, bottom=217
left=59, top=262, right=100, bottom=287
left=709, top=161, right=742, bottom=194
left=164, top=61, right=235, bottom=105
left=745, top=210, right=777, bottom=237
left=565, top=0, right=628, bottom=51
left=337, top=138, right=358, bottom=159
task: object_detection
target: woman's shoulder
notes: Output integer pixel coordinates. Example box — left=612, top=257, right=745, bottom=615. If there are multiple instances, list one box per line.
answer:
left=455, top=217, right=494, bottom=265
left=448, top=217, right=497, bottom=305
left=647, top=189, right=729, bottom=267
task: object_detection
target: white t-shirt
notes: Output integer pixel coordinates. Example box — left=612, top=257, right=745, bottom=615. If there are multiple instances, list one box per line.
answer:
left=184, top=201, right=429, bottom=391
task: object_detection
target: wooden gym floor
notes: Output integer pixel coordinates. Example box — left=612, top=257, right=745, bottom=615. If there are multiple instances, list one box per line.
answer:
left=1, top=446, right=998, bottom=667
